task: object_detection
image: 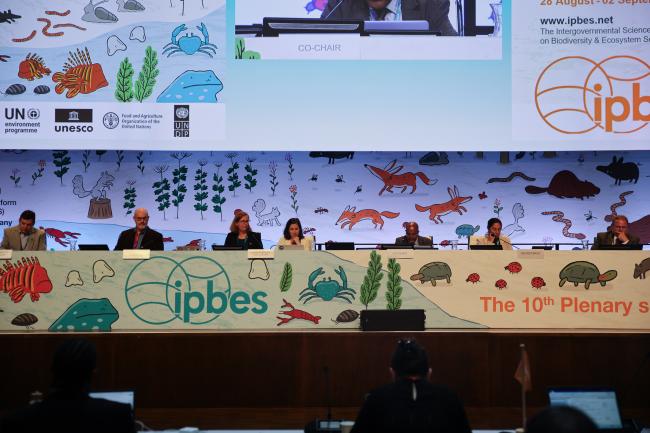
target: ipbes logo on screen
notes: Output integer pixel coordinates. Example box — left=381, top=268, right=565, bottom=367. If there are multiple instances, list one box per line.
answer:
left=535, top=55, right=650, bottom=134
left=125, top=256, right=268, bottom=325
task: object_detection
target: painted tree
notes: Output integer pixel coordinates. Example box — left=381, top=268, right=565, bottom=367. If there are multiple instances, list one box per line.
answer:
left=134, top=46, right=159, bottom=102
left=171, top=152, right=191, bottom=219
left=153, top=165, right=171, bottom=220
left=136, top=152, right=145, bottom=174
left=52, top=150, right=71, bottom=186
left=385, top=258, right=403, bottom=311
left=193, top=160, right=209, bottom=219
left=115, top=57, right=134, bottom=102
left=211, top=162, right=226, bottom=221
left=123, top=180, right=137, bottom=216
left=226, top=152, right=241, bottom=197
left=244, top=157, right=258, bottom=193
left=360, top=250, right=383, bottom=309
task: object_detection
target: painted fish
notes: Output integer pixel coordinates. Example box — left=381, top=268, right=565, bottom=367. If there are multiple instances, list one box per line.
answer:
left=52, top=47, right=108, bottom=98
left=49, top=298, right=119, bottom=332
left=18, top=53, right=51, bottom=80
left=0, top=257, right=53, bottom=303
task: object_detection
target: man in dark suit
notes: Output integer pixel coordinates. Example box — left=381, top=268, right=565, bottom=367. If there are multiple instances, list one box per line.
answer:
left=592, top=215, right=640, bottom=249
left=395, top=222, right=433, bottom=246
left=0, top=338, right=135, bottom=433
left=1, top=210, right=47, bottom=251
left=114, top=208, right=164, bottom=251
left=321, top=0, right=458, bottom=36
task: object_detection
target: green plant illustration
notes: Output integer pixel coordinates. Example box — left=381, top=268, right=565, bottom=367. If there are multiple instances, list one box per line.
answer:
left=235, top=37, right=261, bottom=60
left=115, top=57, right=134, bottom=102
left=279, top=262, right=293, bottom=292
left=82, top=150, right=91, bottom=173
left=52, top=150, right=71, bottom=186
left=136, top=152, right=145, bottom=174
left=226, top=152, right=241, bottom=197
left=193, top=160, right=209, bottom=219
left=153, top=165, right=171, bottom=220
left=360, top=250, right=383, bottom=309
left=244, top=157, right=258, bottom=193
left=123, top=180, right=137, bottom=216
left=31, top=160, right=45, bottom=185
left=134, top=46, right=159, bottom=102
left=171, top=152, right=191, bottom=219
left=385, top=258, right=403, bottom=311
left=211, top=162, right=226, bottom=221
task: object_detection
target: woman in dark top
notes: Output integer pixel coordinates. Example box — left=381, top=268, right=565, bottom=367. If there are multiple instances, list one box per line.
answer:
left=223, top=209, right=262, bottom=250
left=351, top=339, right=471, bottom=433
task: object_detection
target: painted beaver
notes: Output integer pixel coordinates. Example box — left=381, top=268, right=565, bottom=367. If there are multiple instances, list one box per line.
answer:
left=525, top=170, right=600, bottom=199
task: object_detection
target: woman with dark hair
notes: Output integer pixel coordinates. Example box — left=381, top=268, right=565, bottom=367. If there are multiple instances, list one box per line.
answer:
left=469, top=217, right=513, bottom=250
left=526, top=406, right=597, bottom=433
left=224, top=209, right=262, bottom=250
left=351, top=339, right=471, bottom=433
left=277, top=218, right=313, bottom=250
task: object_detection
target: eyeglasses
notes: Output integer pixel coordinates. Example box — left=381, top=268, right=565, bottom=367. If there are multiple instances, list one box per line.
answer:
left=135, top=217, right=149, bottom=221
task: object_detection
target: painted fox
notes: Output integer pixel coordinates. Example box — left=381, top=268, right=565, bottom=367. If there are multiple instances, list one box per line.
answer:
left=365, top=160, right=437, bottom=195
left=336, top=206, right=399, bottom=230
left=415, top=186, right=472, bottom=224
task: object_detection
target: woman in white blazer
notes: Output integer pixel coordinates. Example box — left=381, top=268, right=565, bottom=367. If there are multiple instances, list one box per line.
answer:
left=277, top=218, right=313, bottom=250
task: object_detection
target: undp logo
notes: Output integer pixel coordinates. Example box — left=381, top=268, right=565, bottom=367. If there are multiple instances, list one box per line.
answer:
left=124, top=256, right=268, bottom=325
left=535, top=55, right=650, bottom=134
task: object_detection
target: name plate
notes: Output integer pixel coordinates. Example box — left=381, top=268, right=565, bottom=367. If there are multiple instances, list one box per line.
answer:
left=384, top=249, right=414, bottom=260
left=0, top=249, right=12, bottom=260
left=122, top=249, right=151, bottom=260
left=517, top=250, right=545, bottom=260
left=248, top=249, right=275, bottom=260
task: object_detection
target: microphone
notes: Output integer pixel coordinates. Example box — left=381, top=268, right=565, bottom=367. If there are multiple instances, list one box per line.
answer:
left=323, top=0, right=345, bottom=20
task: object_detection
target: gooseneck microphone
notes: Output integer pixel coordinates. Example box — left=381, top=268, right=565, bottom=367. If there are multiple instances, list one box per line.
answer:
left=323, top=0, right=346, bottom=20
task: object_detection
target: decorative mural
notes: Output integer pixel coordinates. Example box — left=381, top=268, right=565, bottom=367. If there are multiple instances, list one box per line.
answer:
left=0, top=151, right=648, bottom=249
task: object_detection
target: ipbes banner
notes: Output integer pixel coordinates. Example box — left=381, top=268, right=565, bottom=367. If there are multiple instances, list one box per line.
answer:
left=512, top=1, right=650, bottom=147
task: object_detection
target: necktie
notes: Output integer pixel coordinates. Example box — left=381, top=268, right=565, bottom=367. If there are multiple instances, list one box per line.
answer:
left=375, top=8, right=387, bottom=20
left=133, top=231, right=140, bottom=249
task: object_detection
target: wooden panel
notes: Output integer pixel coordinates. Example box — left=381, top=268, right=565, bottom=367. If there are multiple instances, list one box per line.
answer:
left=1, top=332, right=649, bottom=429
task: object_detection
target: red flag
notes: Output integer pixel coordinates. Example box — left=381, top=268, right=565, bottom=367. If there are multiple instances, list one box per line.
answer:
left=514, top=346, right=532, bottom=392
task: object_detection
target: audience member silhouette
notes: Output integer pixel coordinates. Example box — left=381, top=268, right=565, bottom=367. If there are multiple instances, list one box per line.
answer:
left=526, top=406, right=597, bottom=433
left=1, top=338, right=135, bottom=433
left=351, top=338, right=471, bottom=433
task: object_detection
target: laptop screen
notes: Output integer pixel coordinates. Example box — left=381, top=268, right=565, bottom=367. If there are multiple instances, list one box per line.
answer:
left=90, top=391, right=134, bottom=409
left=548, top=389, right=623, bottom=429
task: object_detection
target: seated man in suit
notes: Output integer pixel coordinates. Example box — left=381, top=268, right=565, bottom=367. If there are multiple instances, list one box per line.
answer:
left=592, top=215, right=640, bottom=249
left=0, top=338, right=135, bottom=433
left=114, top=208, right=164, bottom=251
left=321, top=0, right=458, bottom=36
left=395, top=222, right=432, bottom=246
left=1, top=210, right=46, bottom=251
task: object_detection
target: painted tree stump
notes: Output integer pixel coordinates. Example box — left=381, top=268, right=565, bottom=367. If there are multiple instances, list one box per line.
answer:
left=88, top=198, right=113, bottom=219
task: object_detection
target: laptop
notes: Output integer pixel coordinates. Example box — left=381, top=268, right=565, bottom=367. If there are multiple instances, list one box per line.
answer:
left=277, top=244, right=304, bottom=251
left=90, top=390, right=135, bottom=410
left=548, top=388, right=625, bottom=432
left=532, top=245, right=554, bottom=250
left=363, top=20, right=429, bottom=32
left=325, top=242, right=355, bottom=251
left=211, top=245, right=243, bottom=251
left=469, top=244, right=503, bottom=250
left=78, top=244, right=110, bottom=251
left=380, top=244, right=413, bottom=250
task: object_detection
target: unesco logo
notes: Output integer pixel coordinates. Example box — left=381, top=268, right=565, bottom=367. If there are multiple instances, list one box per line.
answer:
left=103, top=112, right=119, bottom=129
left=173, top=104, right=190, bottom=138
left=124, top=256, right=268, bottom=325
left=535, top=55, right=650, bottom=134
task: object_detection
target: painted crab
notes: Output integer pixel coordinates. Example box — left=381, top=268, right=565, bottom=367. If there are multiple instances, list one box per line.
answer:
left=163, top=22, right=217, bottom=58
left=299, top=266, right=356, bottom=303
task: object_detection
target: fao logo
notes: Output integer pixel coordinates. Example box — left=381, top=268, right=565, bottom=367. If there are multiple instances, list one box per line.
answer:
left=124, top=256, right=267, bottom=325
left=26, top=108, right=40, bottom=120
left=535, top=56, right=650, bottom=134
left=103, top=112, right=119, bottom=129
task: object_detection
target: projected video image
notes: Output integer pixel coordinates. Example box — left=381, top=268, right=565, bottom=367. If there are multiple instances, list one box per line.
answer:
left=235, top=0, right=503, bottom=60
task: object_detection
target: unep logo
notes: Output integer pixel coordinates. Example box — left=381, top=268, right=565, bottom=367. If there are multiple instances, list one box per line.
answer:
left=535, top=55, right=650, bottom=134
left=125, top=256, right=268, bottom=325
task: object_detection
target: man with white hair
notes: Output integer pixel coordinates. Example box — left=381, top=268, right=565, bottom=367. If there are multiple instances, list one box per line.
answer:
left=114, top=208, right=164, bottom=251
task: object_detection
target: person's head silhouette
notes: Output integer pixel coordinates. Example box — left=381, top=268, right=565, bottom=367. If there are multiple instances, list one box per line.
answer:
left=51, top=338, right=97, bottom=393
left=526, top=406, right=597, bottom=433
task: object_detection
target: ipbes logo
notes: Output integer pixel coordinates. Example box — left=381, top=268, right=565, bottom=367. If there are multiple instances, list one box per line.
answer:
left=171, top=279, right=267, bottom=323
left=535, top=56, right=650, bottom=134
left=125, top=256, right=268, bottom=326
